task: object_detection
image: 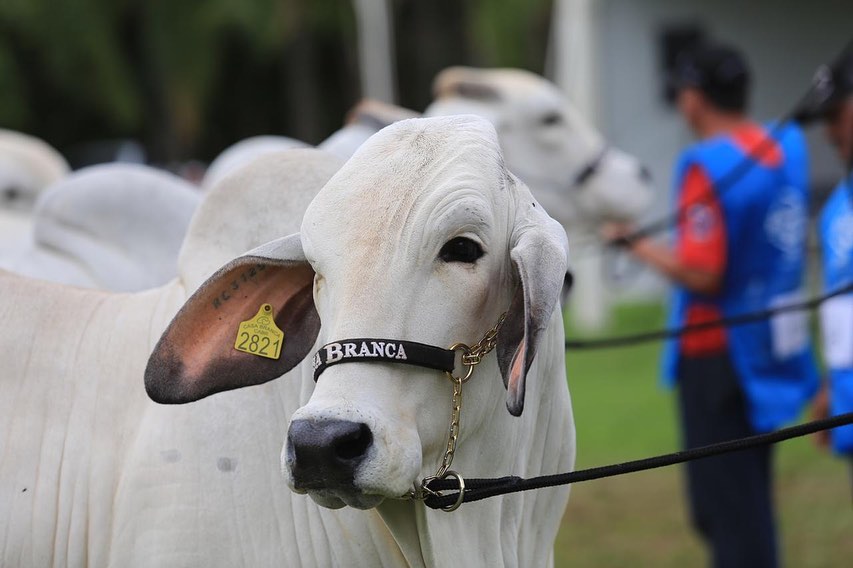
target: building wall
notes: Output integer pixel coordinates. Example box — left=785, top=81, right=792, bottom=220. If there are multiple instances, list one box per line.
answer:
left=597, top=0, right=850, bottom=208
left=590, top=0, right=849, bottom=299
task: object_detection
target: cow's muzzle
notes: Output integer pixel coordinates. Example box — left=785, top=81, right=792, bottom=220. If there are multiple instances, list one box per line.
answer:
left=286, top=418, right=373, bottom=490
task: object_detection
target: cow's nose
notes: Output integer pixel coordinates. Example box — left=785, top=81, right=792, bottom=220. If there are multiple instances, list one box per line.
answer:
left=638, top=164, right=653, bottom=184
left=287, top=419, right=373, bottom=489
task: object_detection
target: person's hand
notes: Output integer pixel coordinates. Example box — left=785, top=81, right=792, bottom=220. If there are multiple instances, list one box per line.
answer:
left=811, top=382, right=831, bottom=450
left=599, top=221, right=635, bottom=247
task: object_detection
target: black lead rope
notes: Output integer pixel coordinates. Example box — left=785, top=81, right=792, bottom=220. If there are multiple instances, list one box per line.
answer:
left=422, top=410, right=853, bottom=510
left=565, top=280, right=853, bottom=350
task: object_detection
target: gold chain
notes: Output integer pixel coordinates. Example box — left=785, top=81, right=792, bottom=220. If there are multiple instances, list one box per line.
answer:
left=461, top=312, right=506, bottom=367
left=409, top=312, right=507, bottom=511
left=435, top=375, right=464, bottom=478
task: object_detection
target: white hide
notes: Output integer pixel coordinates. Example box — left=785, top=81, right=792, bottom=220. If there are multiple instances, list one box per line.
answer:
left=147, top=117, right=575, bottom=566
left=203, top=135, right=309, bottom=190
left=0, top=164, right=201, bottom=291
left=0, top=129, right=69, bottom=257
left=0, top=149, right=406, bottom=567
left=319, top=98, right=419, bottom=160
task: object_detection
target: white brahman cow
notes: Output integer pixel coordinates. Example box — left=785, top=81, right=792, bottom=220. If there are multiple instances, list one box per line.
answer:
left=425, top=67, right=655, bottom=328
left=203, top=135, right=310, bottom=190
left=0, top=129, right=69, bottom=257
left=319, top=98, right=420, bottom=160
left=147, top=115, right=574, bottom=566
left=0, top=163, right=201, bottom=291
left=2, top=117, right=574, bottom=567
left=204, top=100, right=415, bottom=190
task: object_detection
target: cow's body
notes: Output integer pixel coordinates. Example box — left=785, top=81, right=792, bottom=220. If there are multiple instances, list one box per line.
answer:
left=0, top=268, right=570, bottom=567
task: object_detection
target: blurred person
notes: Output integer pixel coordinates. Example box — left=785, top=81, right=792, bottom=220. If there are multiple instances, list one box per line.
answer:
left=603, top=43, right=818, bottom=568
left=801, top=45, right=853, bottom=494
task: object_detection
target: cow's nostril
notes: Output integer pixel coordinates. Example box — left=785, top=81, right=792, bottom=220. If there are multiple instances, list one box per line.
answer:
left=638, top=164, right=653, bottom=183
left=288, top=419, right=374, bottom=489
left=335, top=423, right=372, bottom=460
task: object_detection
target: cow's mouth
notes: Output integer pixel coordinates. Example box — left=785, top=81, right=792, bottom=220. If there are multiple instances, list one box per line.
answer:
left=290, top=474, right=386, bottom=510
left=298, top=487, right=386, bottom=510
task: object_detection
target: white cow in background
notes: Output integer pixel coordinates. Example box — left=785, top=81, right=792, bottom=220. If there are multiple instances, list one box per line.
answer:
left=204, top=100, right=417, bottom=190
left=425, top=67, right=655, bottom=328
left=203, top=135, right=309, bottom=190
left=0, top=129, right=69, bottom=257
left=0, top=164, right=201, bottom=292
left=3, top=118, right=574, bottom=566
left=319, top=98, right=419, bottom=160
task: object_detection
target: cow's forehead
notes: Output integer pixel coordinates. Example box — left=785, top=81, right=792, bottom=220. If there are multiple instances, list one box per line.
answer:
left=472, top=70, right=563, bottom=106
left=302, top=116, right=510, bottom=249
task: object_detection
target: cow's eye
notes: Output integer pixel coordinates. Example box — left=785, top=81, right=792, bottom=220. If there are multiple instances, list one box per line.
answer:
left=540, top=112, right=563, bottom=126
left=3, top=186, right=20, bottom=201
left=439, top=237, right=484, bottom=264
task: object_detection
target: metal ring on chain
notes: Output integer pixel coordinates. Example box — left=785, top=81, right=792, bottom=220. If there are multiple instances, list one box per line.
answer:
left=446, top=343, right=475, bottom=383
left=436, top=470, right=466, bottom=512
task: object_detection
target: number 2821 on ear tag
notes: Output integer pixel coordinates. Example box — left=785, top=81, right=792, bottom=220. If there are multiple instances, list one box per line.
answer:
left=234, top=304, right=284, bottom=360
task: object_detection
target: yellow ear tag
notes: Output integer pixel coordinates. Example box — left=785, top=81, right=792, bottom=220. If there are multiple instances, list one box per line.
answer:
left=234, top=304, right=284, bottom=360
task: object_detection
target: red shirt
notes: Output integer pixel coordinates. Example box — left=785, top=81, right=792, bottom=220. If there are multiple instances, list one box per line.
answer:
left=676, top=123, right=783, bottom=357
left=677, top=164, right=728, bottom=356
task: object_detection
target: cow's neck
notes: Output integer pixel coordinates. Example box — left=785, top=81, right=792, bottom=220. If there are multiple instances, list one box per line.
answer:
left=376, top=311, right=574, bottom=566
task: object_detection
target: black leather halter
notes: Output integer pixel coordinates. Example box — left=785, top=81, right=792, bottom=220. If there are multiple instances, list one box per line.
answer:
left=569, top=145, right=608, bottom=190
left=312, top=339, right=455, bottom=382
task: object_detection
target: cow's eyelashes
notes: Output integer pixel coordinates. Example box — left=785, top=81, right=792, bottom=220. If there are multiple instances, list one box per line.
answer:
left=439, top=237, right=484, bottom=264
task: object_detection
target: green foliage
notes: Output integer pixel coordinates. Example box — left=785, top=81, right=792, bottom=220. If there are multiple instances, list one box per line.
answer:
left=466, top=0, right=551, bottom=70
left=0, top=0, right=552, bottom=158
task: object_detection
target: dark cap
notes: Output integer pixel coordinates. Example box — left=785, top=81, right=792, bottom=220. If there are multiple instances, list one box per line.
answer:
left=670, top=43, right=751, bottom=111
left=795, top=43, right=853, bottom=124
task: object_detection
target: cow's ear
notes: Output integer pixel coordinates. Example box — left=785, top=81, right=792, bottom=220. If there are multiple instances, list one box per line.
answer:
left=496, top=187, right=569, bottom=416
left=145, top=234, right=318, bottom=404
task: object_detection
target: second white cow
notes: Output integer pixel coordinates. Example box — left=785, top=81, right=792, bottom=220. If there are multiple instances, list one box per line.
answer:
left=426, top=67, right=655, bottom=329
left=0, top=164, right=201, bottom=291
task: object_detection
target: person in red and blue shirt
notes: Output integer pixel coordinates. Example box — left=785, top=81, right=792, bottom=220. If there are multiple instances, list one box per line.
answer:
left=604, top=43, right=817, bottom=568
left=799, top=45, right=853, bottom=493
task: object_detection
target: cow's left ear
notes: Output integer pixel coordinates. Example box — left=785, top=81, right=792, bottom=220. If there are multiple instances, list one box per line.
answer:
left=145, top=234, right=319, bottom=404
left=496, top=189, right=569, bottom=416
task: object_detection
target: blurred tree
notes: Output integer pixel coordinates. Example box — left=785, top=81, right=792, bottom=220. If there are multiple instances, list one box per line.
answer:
left=467, top=0, right=552, bottom=70
left=0, top=0, right=553, bottom=164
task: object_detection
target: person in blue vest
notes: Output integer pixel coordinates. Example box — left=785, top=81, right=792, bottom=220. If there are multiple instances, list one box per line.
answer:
left=604, top=42, right=818, bottom=568
left=799, top=45, right=853, bottom=491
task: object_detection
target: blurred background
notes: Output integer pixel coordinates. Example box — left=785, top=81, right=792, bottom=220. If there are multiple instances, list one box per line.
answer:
left=2, top=0, right=851, bottom=565
left=3, top=0, right=849, bottom=192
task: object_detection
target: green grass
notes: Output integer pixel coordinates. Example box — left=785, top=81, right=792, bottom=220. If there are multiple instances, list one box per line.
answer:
left=553, top=303, right=853, bottom=567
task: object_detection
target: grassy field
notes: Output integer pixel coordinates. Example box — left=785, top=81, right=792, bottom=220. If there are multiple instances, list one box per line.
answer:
left=553, top=303, right=853, bottom=567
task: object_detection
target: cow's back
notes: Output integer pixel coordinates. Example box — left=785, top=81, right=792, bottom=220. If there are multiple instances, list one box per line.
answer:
left=0, top=271, right=181, bottom=566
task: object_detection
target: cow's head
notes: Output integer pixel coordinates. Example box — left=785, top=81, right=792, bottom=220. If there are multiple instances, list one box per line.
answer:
left=0, top=129, right=68, bottom=213
left=145, top=116, right=568, bottom=510
left=425, top=67, right=653, bottom=233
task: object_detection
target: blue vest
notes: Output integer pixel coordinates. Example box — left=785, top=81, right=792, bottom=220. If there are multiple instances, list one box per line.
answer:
left=663, top=123, right=819, bottom=433
left=818, top=180, right=853, bottom=454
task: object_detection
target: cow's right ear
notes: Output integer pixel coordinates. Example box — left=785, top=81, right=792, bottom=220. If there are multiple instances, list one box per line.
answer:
left=145, top=233, right=319, bottom=404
